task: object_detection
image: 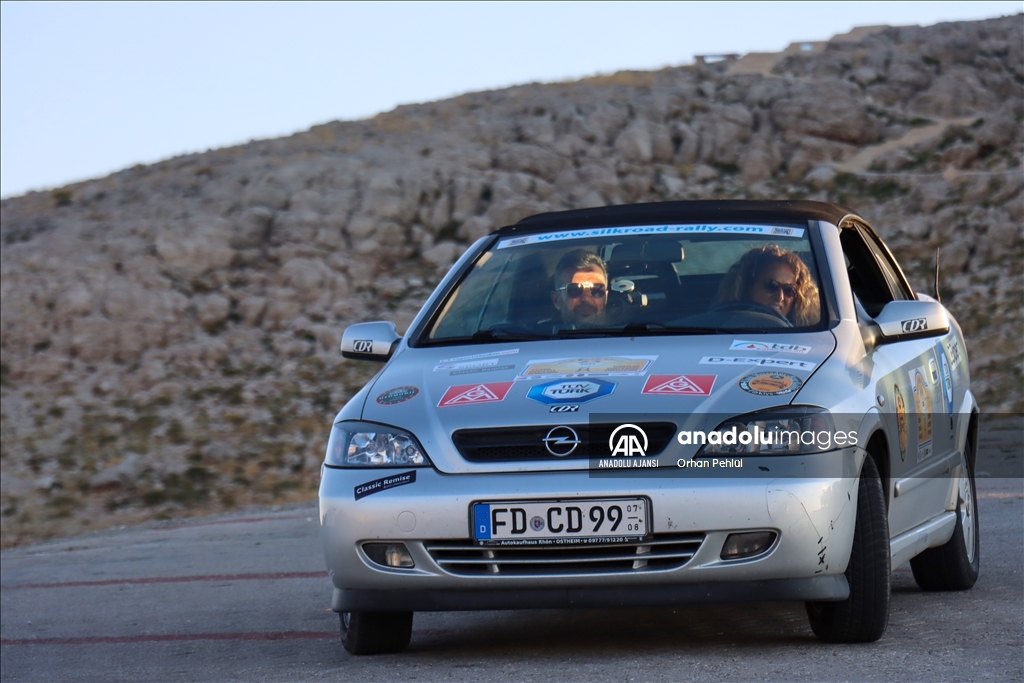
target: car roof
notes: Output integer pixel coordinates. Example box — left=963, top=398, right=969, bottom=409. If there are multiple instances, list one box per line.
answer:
left=500, top=200, right=862, bottom=235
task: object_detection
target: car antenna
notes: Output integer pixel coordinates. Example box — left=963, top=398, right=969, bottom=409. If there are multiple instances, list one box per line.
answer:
left=933, top=247, right=941, bottom=303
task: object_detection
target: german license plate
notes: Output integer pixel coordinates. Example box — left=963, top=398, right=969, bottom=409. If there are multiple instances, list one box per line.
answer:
left=472, top=498, right=648, bottom=546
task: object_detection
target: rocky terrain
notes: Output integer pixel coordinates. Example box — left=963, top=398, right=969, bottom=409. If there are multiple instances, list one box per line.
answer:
left=1, top=15, right=1021, bottom=546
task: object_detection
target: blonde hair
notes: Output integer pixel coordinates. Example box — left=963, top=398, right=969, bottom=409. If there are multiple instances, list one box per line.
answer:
left=715, top=244, right=820, bottom=326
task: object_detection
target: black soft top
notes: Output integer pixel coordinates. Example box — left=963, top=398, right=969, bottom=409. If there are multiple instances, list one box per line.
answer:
left=500, top=200, right=861, bottom=235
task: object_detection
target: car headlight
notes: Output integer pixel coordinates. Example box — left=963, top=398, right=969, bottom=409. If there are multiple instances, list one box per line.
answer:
left=325, top=421, right=432, bottom=467
left=698, top=407, right=849, bottom=456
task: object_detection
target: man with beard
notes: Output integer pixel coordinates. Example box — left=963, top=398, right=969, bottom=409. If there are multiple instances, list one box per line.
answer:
left=550, top=249, right=608, bottom=329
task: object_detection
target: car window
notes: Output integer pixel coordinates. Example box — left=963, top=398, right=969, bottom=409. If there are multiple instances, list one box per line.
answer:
left=422, top=224, right=827, bottom=344
left=839, top=221, right=916, bottom=317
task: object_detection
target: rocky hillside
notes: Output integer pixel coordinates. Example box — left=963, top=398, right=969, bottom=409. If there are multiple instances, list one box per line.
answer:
left=1, top=15, right=1021, bottom=546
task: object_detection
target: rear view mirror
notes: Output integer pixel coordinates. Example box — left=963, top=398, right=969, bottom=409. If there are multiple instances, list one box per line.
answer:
left=341, top=321, right=402, bottom=361
left=874, top=300, right=949, bottom=344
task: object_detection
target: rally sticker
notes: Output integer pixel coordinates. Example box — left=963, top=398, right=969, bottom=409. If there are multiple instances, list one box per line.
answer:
left=938, top=345, right=954, bottom=415
left=738, top=372, right=803, bottom=396
left=526, top=378, right=615, bottom=405
left=700, top=356, right=816, bottom=371
left=641, top=374, right=717, bottom=396
left=450, top=364, right=516, bottom=376
left=434, top=349, right=519, bottom=371
left=518, top=356, right=656, bottom=380
left=375, top=386, right=419, bottom=405
left=894, top=383, right=908, bottom=462
left=354, top=471, right=416, bottom=500
left=946, top=338, right=962, bottom=369
left=438, top=382, right=514, bottom=407
left=729, top=340, right=811, bottom=354
left=496, top=224, right=804, bottom=249
left=911, top=367, right=933, bottom=462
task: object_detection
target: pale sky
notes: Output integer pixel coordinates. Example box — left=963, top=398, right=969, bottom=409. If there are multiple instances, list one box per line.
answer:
left=1, top=1, right=1019, bottom=198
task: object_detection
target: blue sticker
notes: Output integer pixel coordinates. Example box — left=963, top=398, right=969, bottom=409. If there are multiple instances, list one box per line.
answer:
left=526, top=378, right=615, bottom=405
left=474, top=504, right=491, bottom=539
left=938, top=344, right=954, bottom=415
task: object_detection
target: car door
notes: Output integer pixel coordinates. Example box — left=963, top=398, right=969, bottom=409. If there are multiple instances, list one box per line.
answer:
left=839, top=220, right=952, bottom=539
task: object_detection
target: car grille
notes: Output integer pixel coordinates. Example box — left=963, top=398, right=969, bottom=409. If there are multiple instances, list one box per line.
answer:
left=451, top=422, right=678, bottom=462
left=424, top=533, right=704, bottom=576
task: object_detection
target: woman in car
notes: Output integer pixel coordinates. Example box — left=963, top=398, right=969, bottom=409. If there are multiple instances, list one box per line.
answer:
left=714, top=244, right=820, bottom=326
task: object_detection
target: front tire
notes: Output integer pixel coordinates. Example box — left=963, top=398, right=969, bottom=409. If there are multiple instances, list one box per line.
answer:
left=910, top=441, right=980, bottom=590
left=806, top=454, right=890, bottom=643
left=340, top=611, right=413, bottom=655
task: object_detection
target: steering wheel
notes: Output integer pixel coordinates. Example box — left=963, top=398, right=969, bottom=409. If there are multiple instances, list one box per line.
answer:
left=707, top=300, right=793, bottom=327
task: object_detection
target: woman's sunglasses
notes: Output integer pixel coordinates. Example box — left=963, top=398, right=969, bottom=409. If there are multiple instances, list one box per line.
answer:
left=759, top=279, right=797, bottom=298
left=555, top=282, right=607, bottom=298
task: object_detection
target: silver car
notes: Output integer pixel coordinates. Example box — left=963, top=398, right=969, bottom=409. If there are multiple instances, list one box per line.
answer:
left=320, top=200, right=979, bottom=654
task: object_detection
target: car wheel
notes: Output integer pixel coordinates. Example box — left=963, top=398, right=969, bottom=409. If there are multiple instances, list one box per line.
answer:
left=805, top=454, right=890, bottom=643
left=909, top=440, right=980, bottom=591
left=340, top=611, right=413, bottom=655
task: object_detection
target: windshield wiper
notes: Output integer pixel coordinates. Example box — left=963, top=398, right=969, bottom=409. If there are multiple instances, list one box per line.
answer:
left=556, top=322, right=728, bottom=337
left=470, top=328, right=553, bottom=341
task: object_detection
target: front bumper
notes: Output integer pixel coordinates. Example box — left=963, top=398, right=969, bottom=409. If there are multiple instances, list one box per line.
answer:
left=320, top=448, right=862, bottom=611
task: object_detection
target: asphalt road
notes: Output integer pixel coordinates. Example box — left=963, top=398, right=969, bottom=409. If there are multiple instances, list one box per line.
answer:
left=2, top=477, right=1021, bottom=683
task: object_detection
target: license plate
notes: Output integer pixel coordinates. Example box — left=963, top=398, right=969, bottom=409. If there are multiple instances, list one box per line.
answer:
left=472, top=498, right=648, bottom=546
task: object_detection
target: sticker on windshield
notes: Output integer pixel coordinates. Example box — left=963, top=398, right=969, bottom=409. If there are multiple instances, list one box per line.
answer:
left=375, top=386, right=420, bottom=406
left=517, top=356, right=656, bottom=380
left=438, top=382, right=514, bottom=407
left=641, top=374, right=717, bottom=396
left=496, top=224, right=804, bottom=248
left=739, top=372, right=803, bottom=396
left=729, top=340, right=811, bottom=355
left=700, top=356, right=816, bottom=372
left=526, top=379, right=615, bottom=405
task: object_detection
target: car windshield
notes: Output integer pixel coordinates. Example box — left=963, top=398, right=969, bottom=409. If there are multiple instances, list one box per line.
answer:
left=422, top=223, right=826, bottom=344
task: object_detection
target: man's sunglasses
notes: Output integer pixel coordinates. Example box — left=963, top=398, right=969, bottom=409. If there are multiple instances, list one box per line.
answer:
left=555, top=282, right=607, bottom=298
left=759, top=279, right=797, bottom=298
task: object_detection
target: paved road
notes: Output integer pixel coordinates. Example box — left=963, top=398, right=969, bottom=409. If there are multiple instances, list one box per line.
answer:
left=2, top=478, right=1021, bottom=683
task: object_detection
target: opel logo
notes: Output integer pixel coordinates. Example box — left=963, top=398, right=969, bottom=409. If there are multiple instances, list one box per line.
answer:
left=543, top=426, right=581, bottom=457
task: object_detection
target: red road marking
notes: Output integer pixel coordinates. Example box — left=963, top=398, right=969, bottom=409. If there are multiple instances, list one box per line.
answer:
left=3, top=571, right=326, bottom=590
left=1, top=631, right=335, bottom=645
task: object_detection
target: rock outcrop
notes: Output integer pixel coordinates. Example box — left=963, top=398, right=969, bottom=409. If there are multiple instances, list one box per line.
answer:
left=1, top=15, right=1021, bottom=545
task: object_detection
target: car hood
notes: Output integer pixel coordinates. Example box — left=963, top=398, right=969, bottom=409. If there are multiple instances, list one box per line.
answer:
left=359, top=333, right=837, bottom=473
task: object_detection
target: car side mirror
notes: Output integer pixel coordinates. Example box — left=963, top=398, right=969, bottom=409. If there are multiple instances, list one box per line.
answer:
left=341, top=321, right=402, bottom=361
left=874, top=300, right=949, bottom=345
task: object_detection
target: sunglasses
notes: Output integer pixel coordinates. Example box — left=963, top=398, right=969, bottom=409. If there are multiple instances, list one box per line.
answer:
left=555, top=282, right=607, bottom=298
left=759, top=279, right=797, bottom=298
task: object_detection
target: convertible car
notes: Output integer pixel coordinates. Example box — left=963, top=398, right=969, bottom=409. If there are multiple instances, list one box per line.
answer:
left=320, top=200, right=979, bottom=654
